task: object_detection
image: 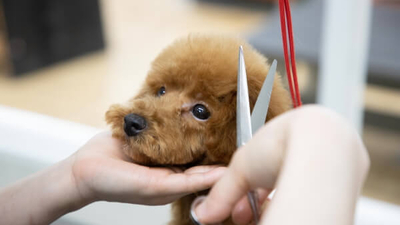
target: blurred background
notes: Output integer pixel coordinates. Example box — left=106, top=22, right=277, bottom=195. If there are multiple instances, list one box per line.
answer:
left=0, top=0, right=399, bottom=224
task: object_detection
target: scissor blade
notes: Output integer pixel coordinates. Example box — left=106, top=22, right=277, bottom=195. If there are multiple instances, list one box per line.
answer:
left=251, top=59, right=277, bottom=134
left=237, top=46, right=260, bottom=225
left=237, top=46, right=252, bottom=147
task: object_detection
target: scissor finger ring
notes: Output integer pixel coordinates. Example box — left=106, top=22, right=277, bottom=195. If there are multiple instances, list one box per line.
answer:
left=190, top=196, right=222, bottom=225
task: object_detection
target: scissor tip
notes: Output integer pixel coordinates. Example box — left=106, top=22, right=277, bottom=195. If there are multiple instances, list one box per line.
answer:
left=238, top=46, right=244, bottom=61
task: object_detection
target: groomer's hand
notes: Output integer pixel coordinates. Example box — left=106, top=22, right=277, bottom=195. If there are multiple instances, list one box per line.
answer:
left=0, top=132, right=225, bottom=225
left=71, top=132, right=226, bottom=206
left=195, top=105, right=369, bottom=225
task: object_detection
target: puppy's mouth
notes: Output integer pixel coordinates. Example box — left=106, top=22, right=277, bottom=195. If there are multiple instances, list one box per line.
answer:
left=123, top=140, right=207, bottom=169
left=158, top=153, right=207, bottom=170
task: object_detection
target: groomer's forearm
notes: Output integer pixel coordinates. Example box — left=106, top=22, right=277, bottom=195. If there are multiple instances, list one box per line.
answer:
left=0, top=156, right=86, bottom=225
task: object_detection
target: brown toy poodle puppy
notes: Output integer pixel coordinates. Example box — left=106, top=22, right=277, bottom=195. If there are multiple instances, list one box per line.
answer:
left=106, top=34, right=291, bottom=225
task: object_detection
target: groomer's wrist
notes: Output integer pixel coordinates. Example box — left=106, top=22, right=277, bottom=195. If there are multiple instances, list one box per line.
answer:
left=22, top=156, right=91, bottom=225
left=62, top=154, right=96, bottom=212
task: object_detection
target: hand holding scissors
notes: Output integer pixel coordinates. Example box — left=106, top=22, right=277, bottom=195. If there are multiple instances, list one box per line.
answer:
left=191, top=102, right=369, bottom=225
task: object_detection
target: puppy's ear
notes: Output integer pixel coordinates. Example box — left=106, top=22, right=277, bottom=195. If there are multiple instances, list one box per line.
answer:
left=265, top=82, right=292, bottom=121
left=238, top=76, right=291, bottom=122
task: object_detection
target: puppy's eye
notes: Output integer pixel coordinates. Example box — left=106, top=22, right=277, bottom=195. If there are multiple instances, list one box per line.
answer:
left=192, top=104, right=210, bottom=120
left=157, top=86, right=166, bottom=96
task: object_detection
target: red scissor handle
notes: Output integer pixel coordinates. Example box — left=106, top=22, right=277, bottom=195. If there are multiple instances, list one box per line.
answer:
left=279, top=0, right=302, bottom=108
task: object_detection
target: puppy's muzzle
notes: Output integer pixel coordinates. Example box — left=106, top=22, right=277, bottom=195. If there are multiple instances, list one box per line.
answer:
left=124, top=113, right=147, bottom=137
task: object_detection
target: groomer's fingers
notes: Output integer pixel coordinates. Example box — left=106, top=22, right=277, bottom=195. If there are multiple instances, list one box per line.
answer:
left=194, top=159, right=249, bottom=223
left=194, top=110, right=295, bottom=223
left=184, top=165, right=225, bottom=174
left=232, top=189, right=272, bottom=225
left=159, top=166, right=227, bottom=194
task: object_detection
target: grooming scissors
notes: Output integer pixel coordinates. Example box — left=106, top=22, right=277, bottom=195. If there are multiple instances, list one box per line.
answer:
left=190, top=46, right=277, bottom=225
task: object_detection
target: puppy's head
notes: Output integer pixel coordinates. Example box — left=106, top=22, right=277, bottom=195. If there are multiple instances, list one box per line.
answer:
left=106, top=35, right=291, bottom=166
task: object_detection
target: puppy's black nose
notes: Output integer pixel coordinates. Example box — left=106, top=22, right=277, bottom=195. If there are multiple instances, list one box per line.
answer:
left=124, top=114, right=147, bottom=137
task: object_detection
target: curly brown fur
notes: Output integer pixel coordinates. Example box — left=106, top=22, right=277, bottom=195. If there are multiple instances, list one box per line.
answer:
left=106, top=34, right=291, bottom=225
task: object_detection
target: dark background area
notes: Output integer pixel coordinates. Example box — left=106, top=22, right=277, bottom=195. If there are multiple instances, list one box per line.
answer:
left=2, top=0, right=104, bottom=76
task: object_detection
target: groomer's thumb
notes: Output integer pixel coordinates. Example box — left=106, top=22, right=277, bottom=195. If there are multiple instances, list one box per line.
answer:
left=195, top=150, right=249, bottom=224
